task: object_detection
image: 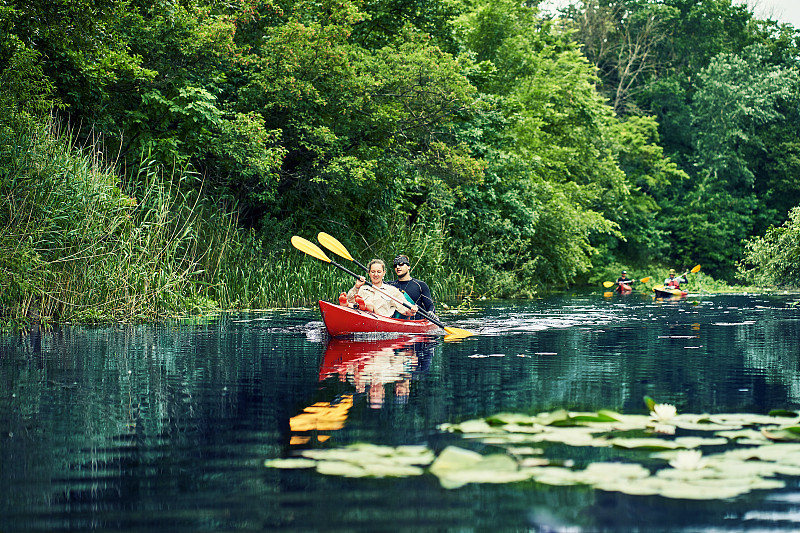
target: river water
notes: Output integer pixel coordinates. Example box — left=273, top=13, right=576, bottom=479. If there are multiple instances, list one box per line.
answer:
left=2, top=291, right=800, bottom=532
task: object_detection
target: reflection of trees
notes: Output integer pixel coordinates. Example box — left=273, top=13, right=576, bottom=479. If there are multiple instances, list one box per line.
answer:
left=0, top=315, right=321, bottom=513
left=439, top=297, right=800, bottom=421
left=2, top=299, right=800, bottom=527
left=738, top=311, right=800, bottom=402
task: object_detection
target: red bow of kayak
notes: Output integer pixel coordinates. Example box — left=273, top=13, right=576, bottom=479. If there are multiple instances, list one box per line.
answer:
left=319, top=300, right=440, bottom=337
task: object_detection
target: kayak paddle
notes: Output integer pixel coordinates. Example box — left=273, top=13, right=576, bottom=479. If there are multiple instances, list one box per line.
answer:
left=602, top=276, right=651, bottom=289
left=651, top=264, right=701, bottom=294
left=292, top=235, right=475, bottom=338
left=315, top=232, right=475, bottom=337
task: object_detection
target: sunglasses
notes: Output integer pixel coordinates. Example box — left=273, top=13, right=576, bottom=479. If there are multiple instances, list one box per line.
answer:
left=394, top=262, right=409, bottom=267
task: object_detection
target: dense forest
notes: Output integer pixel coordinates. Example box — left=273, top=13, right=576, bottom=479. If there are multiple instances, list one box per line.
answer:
left=1, top=0, right=800, bottom=324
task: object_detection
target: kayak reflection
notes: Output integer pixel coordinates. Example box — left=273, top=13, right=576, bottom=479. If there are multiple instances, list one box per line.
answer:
left=289, top=336, right=438, bottom=446
left=319, top=336, right=437, bottom=409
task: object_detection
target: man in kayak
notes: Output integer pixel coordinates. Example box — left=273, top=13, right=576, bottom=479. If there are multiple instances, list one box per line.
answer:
left=346, top=259, right=418, bottom=318
left=664, top=269, right=686, bottom=289
left=615, top=270, right=632, bottom=292
left=388, top=254, right=435, bottom=320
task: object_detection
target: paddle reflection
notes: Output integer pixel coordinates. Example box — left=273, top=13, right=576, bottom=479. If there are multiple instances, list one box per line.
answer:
left=319, top=336, right=437, bottom=409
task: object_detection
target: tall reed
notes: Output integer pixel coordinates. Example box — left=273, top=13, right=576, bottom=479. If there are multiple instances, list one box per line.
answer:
left=0, top=118, right=474, bottom=326
left=0, top=119, right=224, bottom=323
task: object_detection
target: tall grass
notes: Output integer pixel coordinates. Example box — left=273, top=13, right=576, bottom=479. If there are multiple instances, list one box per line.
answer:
left=0, top=119, right=222, bottom=323
left=0, top=118, right=475, bottom=326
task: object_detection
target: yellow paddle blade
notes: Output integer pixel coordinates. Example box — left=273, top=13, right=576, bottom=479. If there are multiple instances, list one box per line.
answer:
left=318, top=232, right=355, bottom=262
left=444, top=326, right=475, bottom=338
left=640, top=277, right=651, bottom=283
left=691, top=264, right=701, bottom=273
left=291, top=236, right=331, bottom=263
left=603, top=281, right=614, bottom=288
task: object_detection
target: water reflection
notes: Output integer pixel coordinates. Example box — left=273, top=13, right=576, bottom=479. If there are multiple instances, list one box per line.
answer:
left=318, top=336, right=437, bottom=409
left=287, top=336, right=439, bottom=447
left=3, top=295, right=800, bottom=532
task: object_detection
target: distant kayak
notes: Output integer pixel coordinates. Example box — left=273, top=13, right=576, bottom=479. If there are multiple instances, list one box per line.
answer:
left=617, top=283, right=633, bottom=293
left=318, top=300, right=440, bottom=336
left=652, top=286, right=688, bottom=298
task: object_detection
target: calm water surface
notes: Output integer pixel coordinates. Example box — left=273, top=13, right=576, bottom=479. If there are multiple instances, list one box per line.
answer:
left=2, top=291, right=800, bottom=532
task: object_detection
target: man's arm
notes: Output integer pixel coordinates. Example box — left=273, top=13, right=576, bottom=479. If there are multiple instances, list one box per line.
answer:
left=419, top=281, right=435, bottom=314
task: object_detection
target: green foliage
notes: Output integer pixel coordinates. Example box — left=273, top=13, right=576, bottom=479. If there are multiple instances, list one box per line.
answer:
left=0, top=117, right=305, bottom=323
left=656, top=44, right=800, bottom=277
left=566, top=0, right=800, bottom=280
left=3, top=0, right=800, bottom=323
left=738, top=207, right=800, bottom=288
left=444, top=0, right=682, bottom=293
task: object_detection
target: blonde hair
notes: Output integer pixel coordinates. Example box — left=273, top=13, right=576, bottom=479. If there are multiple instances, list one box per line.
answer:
left=368, top=259, right=386, bottom=272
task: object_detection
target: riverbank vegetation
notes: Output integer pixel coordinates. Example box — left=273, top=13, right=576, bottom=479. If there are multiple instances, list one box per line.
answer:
left=2, top=0, right=799, bottom=325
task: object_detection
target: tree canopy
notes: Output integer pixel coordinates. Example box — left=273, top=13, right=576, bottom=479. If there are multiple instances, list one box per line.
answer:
left=2, top=0, right=800, bottom=315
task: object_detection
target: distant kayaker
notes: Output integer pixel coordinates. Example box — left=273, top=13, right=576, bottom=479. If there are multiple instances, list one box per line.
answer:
left=664, top=269, right=686, bottom=289
left=347, top=259, right=418, bottom=318
left=388, top=254, right=435, bottom=320
left=616, top=270, right=632, bottom=292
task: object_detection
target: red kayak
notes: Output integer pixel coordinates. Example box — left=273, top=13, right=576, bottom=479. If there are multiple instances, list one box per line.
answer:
left=617, top=283, right=633, bottom=293
left=653, top=286, right=688, bottom=298
left=318, top=300, right=440, bottom=336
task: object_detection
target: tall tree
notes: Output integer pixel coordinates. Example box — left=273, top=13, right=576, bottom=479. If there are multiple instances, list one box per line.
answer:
left=443, top=0, right=686, bottom=291
left=660, top=44, right=800, bottom=275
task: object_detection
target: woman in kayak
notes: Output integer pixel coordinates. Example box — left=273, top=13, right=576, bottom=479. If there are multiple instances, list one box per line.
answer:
left=346, top=259, right=419, bottom=318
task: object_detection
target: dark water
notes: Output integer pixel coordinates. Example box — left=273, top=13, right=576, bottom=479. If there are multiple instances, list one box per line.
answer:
left=2, top=292, right=800, bottom=532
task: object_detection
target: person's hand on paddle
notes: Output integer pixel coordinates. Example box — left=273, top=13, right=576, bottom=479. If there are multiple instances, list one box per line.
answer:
left=400, top=304, right=419, bottom=317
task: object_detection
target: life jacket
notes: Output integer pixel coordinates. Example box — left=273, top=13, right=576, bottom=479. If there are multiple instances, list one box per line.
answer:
left=392, top=291, right=417, bottom=319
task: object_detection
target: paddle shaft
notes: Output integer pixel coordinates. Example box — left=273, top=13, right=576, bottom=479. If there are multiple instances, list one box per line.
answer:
left=328, top=259, right=449, bottom=330
left=310, top=232, right=472, bottom=335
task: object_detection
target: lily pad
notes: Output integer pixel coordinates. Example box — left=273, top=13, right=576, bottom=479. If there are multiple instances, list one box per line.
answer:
left=264, top=458, right=317, bottom=469
left=440, top=419, right=500, bottom=434
left=579, top=462, right=651, bottom=481
left=430, top=446, right=532, bottom=489
left=598, top=480, right=662, bottom=496
left=479, top=434, right=543, bottom=445
left=714, top=429, right=770, bottom=442
left=763, top=426, right=800, bottom=442
left=271, top=404, right=800, bottom=501
left=710, top=413, right=800, bottom=427
left=486, top=413, right=537, bottom=426
left=358, top=463, right=425, bottom=477
left=768, top=409, right=799, bottom=418
left=524, top=466, right=582, bottom=486
left=527, top=427, right=611, bottom=447
left=316, top=460, right=371, bottom=477
left=657, top=481, right=753, bottom=500
left=673, top=436, right=728, bottom=448
left=500, top=423, right=547, bottom=434
left=535, top=409, right=572, bottom=426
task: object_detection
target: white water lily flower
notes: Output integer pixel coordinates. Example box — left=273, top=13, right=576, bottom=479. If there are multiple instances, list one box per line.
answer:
left=651, top=403, right=677, bottom=422
left=669, top=450, right=708, bottom=471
